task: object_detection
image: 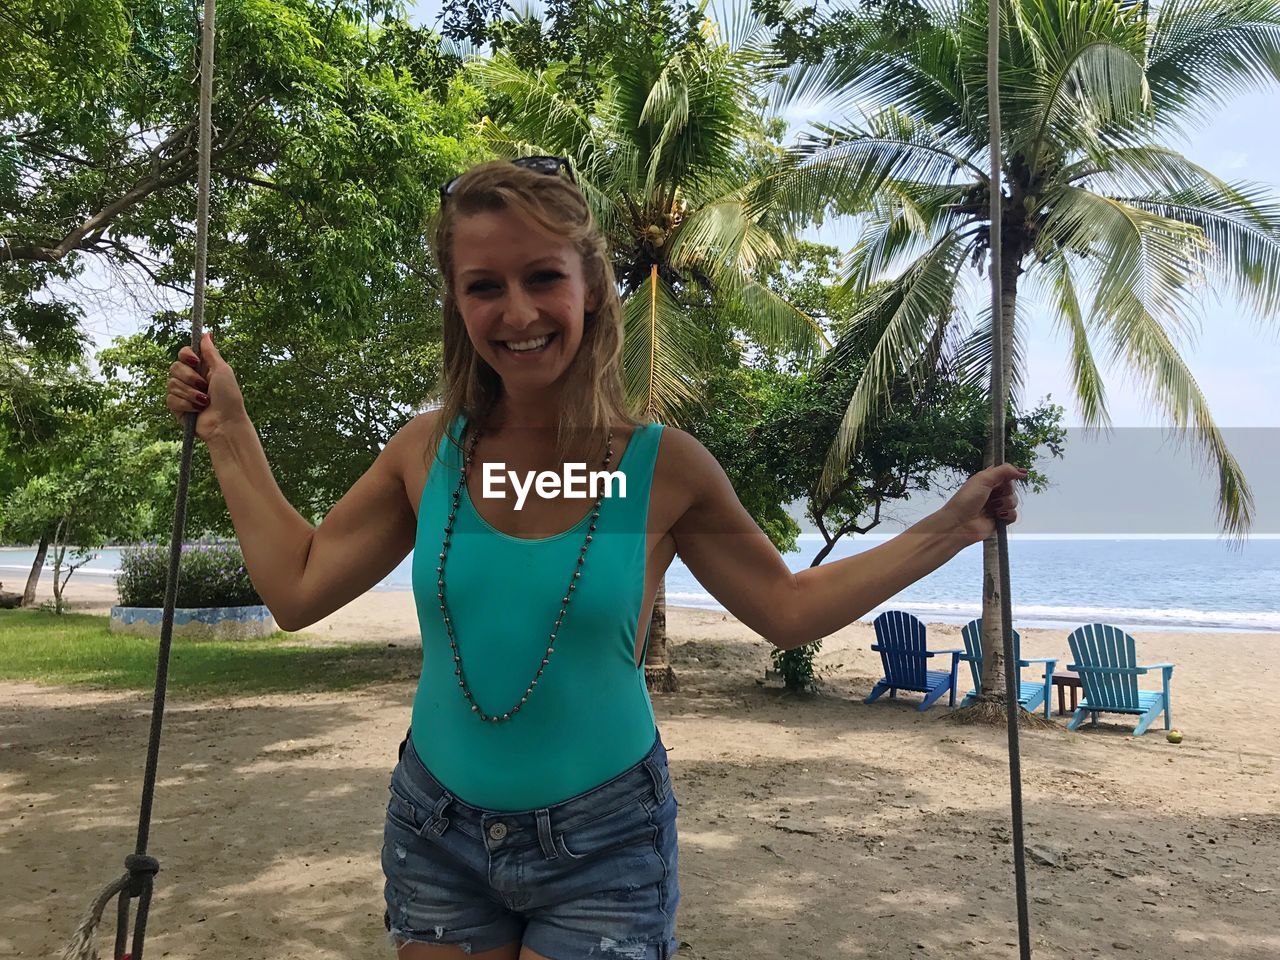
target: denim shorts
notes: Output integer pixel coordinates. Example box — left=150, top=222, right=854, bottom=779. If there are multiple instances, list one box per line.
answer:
left=382, top=727, right=680, bottom=959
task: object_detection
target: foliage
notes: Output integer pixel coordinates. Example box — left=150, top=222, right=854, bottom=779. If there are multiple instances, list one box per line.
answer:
left=726, top=359, right=1062, bottom=692
left=0, top=341, right=101, bottom=494
left=117, top=541, right=264, bottom=608
left=689, top=242, right=1065, bottom=690
left=465, top=0, right=834, bottom=423
left=98, top=312, right=444, bottom=533
left=687, top=362, right=804, bottom=552
left=776, top=0, right=1280, bottom=537
left=2, top=0, right=480, bottom=350
left=0, top=412, right=179, bottom=612
left=444, top=0, right=705, bottom=108
left=2, top=0, right=490, bottom=535
left=764, top=0, right=1280, bottom=703
left=752, top=0, right=932, bottom=59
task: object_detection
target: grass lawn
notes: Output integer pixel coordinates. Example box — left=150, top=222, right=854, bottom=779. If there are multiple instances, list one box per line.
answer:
left=0, top=609, right=420, bottom=695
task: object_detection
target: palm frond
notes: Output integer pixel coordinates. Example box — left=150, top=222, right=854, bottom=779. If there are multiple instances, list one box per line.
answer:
left=1146, top=0, right=1280, bottom=129
left=666, top=198, right=788, bottom=278
left=768, top=119, right=987, bottom=220
left=612, top=41, right=751, bottom=205
left=844, top=180, right=980, bottom=291
left=718, top=276, right=832, bottom=361
left=474, top=118, right=625, bottom=239
left=621, top=267, right=707, bottom=422
left=1038, top=186, right=1209, bottom=345
left=641, top=51, right=699, bottom=199
left=1100, top=287, right=1255, bottom=535
left=778, top=2, right=986, bottom=151
left=1065, top=144, right=1238, bottom=196
left=706, top=0, right=782, bottom=56
left=951, top=301, right=1032, bottom=406
left=1120, top=182, right=1280, bottom=317
left=1024, top=38, right=1150, bottom=169
left=467, top=55, right=595, bottom=155
left=816, top=229, right=971, bottom=498
left=1040, top=251, right=1111, bottom=427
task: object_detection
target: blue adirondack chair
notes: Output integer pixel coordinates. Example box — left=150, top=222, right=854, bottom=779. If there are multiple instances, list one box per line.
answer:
left=958, top=619, right=1056, bottom=718
left=1066, top=623, right=1174, bottom=736
left=865, top=610, right=961, bottom=711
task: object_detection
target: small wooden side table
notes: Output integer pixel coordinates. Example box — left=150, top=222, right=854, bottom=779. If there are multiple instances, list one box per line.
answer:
left=1051, top=670, right=1082, bottom=716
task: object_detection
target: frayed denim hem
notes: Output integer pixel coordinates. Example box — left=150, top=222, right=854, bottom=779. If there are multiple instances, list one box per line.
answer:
left=386, top=925, right=478, bottom=954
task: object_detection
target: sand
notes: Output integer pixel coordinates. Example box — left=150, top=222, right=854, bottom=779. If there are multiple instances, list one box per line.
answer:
left=2, top=578, right=1277, bottom=959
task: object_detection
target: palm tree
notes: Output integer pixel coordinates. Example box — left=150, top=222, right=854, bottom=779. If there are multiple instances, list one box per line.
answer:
left=467, top=1, right=832, bottom=689
left=778, top=0, right=1280, bottom=704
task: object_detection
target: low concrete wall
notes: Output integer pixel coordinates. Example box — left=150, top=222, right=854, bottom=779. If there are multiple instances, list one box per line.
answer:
left=109, top=604, right=277, bottom=640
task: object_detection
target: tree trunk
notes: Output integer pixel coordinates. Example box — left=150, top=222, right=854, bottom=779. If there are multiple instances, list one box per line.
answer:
left=50, top=541, right=66, bottom=616
left=978, top=246, right=1021, bottom=699
left=21, top=533, right=49, bottom=607
left=644, top=576, right=678, bottom=692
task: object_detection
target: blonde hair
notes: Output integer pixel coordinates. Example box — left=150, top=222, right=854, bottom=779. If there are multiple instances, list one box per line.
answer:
left=421, top=159, right=641, bottom=473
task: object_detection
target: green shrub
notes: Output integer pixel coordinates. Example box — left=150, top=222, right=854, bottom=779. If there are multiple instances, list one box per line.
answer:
left=772, top=640, right=820, bottom=693
left=117, top=542, right=264, bottom=608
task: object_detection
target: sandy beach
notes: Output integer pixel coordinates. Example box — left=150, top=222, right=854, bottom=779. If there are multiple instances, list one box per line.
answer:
left=2, top=578, right=1277, bottom=959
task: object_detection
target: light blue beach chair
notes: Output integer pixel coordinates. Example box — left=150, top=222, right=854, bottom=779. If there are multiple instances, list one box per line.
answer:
left=958, top=618, right=1056, bottom=718
left=865, top=610, right=961, bottom=711
left=1066, top=623, right=1174, bottom=736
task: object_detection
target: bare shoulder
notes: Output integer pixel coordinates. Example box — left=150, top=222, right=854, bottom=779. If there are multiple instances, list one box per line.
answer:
left=653, top=425, right=729, bottom=532
left=655, top=425, right=717, bottom=481
left=385, top=408, right=445, bottom=463
left=387, top=408, right=446, bottom=516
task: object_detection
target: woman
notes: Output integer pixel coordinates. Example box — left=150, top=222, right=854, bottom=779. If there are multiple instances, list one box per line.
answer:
left=166, top=158, right=1023, bottom=960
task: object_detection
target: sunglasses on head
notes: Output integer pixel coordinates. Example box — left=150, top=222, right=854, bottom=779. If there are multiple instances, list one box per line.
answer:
left=439, top=156, right=576, bottom=205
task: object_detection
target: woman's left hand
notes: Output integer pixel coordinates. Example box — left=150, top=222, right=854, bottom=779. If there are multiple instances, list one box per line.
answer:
left=938, top=463, right=1028, bottom=546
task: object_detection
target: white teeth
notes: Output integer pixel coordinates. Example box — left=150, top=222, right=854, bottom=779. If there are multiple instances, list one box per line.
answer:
left=505, top=334, right=551, bottom=352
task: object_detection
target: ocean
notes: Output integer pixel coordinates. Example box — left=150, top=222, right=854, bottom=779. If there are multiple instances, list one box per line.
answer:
left=3, top=535, right=1277, bottom=634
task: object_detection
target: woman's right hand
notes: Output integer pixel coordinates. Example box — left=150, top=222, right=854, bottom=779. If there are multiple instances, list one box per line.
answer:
left=166, top=332, right=249, bottom=443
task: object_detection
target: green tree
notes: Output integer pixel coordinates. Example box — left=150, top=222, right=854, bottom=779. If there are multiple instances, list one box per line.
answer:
left=1, top=413, right=178, bottom=613
left=751, top=366, right=1064, bottom=691
left=467, top=1, right=833, bottom=420
left=2, top=0, right=473, bottom=346
left=777, top=0, right=1280, bottom=703
left=0, top=346, right=102, bottom=603
left=5, top=0, right=486, bottom=536
left=97, top=315, right=443, bottom=534
left=752, top=0, right=932, bottom=58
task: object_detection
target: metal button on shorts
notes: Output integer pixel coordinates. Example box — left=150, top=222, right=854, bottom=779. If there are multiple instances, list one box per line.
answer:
left=488, top=822, right=508, bottom=841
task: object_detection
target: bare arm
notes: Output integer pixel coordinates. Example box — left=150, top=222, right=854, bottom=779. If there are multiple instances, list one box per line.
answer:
left=206, top=416, right=423, bottom=631
left=168, top=333, right=428, bottom=631
left=667, top=429, right=1024, bottom=650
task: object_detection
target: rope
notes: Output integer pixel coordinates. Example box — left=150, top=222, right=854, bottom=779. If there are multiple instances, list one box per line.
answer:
left=61, top=1, right=218, bottom=957
left=985, top=0, right=1033, bottom=956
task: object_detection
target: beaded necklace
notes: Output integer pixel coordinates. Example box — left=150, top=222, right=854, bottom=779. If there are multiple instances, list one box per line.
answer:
left=436, top=423, right=615, bottom=723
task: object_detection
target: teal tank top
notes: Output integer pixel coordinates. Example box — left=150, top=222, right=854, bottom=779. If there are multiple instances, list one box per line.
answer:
left=410, top=412, right=665, bottom=811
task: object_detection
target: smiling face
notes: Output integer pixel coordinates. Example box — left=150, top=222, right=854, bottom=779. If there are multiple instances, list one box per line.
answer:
left=450, top=207, right=598, bottom=398
left=428, top=159, right=631, bottom=456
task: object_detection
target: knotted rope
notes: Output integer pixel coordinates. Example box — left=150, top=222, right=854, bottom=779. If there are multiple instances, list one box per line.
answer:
left=61, top=0, right=217, bottom=956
